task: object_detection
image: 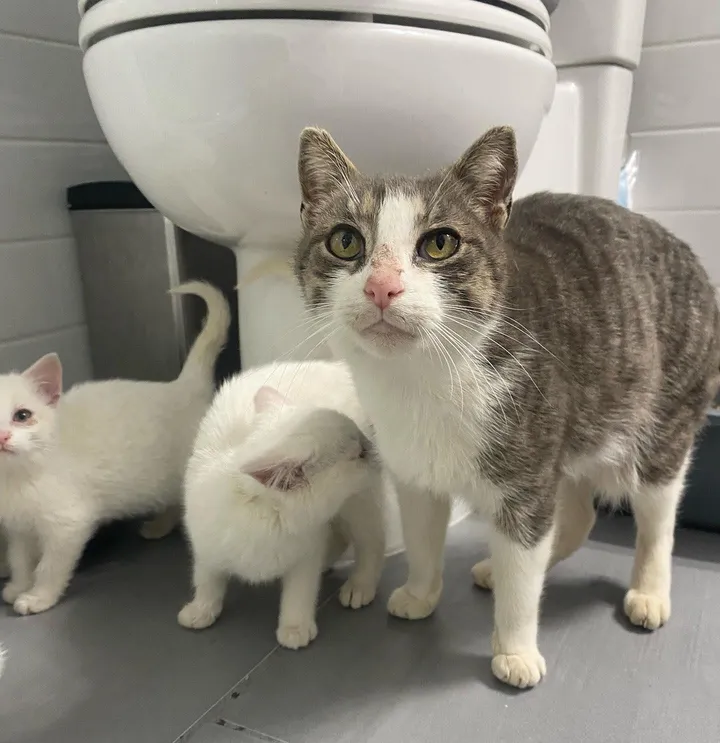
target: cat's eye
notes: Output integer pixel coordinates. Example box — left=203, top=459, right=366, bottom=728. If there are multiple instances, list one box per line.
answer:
left=13, top=408, right=32, bottom=423
left=326, top=226, right=365, bottom=261
left=417, top=229, right=461, bottom=261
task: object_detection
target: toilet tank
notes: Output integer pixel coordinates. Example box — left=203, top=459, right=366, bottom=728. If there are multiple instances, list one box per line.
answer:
left=550, top=0, right=646, bottom=69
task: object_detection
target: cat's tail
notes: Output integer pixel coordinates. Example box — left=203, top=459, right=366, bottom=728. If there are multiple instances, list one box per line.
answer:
left=171, top=281, right=231, bottom=385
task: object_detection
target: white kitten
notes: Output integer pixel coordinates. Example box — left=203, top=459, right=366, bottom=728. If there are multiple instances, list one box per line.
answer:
left=0, top=281, right=230, bottom=615
left=179, top=360, right=386, bottom=649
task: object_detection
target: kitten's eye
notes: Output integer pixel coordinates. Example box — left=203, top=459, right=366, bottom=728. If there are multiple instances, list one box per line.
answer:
left=417, top=229, right=460, bottom=261
left=327, top=226, right=365, bottom=261
left=13, top=408, right=32, bottom=423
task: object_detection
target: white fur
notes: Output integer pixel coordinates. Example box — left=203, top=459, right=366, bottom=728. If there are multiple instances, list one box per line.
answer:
left=179, top=360, right=386, bottom=649
left=324, top=191, right=690, bottom=689
left=0, top=281, right=230, bottom=614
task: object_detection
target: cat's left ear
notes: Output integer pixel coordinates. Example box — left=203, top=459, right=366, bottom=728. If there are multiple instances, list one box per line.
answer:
left=451, top=126, right=518, bottom=231
left=22, top=353, right=62, bottom=406
left=242, top=457, right=309, bottom=492
left=253, top=386, right=289, bottom=415
left=298, top=127, right=357, bottom=227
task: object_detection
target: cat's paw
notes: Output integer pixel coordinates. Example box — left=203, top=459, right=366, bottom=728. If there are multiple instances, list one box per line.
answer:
left=491, top=649, right=547, bottom=689
left=387, top=583, right=441, bottom=620
left=13, top=591, right=59, bottom=615
left=338, top=575, right=377, bottom=610
left=276, top=620, right=318, bottom=650
left=624, top=589, right=670, bottom=630
left=2, top=582, right=29, bottom=605
left=177, top=601, right=220, bottom=630
left=471, top=559, right=494, bottom=591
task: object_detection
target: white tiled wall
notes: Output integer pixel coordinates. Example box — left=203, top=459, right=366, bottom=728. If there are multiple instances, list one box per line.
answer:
left=628, top=0, right=720, bottom=282
left=0, top=1, right=126, bottom=385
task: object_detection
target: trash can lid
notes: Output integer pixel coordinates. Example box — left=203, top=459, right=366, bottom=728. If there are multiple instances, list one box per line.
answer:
left=67, top=181, right=154, bottom=211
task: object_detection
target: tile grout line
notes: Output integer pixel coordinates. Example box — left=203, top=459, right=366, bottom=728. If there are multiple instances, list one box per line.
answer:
left=172, top=588, right=342, bottom=742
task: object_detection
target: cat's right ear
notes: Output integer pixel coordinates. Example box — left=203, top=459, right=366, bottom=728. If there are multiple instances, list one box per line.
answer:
left=22, top=353, right=62, bottom=406
left=298, top=127, right=357, bottom=225
left=253, top=386, right=289, bottom=414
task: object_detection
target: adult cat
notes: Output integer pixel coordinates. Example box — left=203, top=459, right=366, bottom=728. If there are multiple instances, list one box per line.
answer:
left=293, top=126, right=720, bottom=688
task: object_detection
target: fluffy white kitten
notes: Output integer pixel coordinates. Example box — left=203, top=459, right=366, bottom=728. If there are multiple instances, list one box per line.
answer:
left=179, top=360, right=386, bottom=650
left=0, top=281, right=230, bottom=615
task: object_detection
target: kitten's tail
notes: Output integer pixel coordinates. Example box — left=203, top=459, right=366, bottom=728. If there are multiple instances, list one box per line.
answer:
left=171, top=281, right=231, bottom=385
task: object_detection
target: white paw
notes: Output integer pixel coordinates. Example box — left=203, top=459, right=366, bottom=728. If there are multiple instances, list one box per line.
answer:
left=471, top=559, right=494, bottom=591
left=624, top=589, right=670, bottom=630
left=276, top=620, right=318, bottom=650
left=491, top=649, right=547, bottom=689
left=139, top=519, right=175, bottom=540
left=2, top=582, right=29, bottom=605
left=387, top=583, right=441, bottom=620
left=13, top=592, right=59, bottom=615
left=177, top=601, right=220, bottom=630
left=338, top=575, right=377, bottom=610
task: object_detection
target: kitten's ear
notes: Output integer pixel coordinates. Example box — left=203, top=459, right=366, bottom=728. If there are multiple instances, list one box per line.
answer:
left=253, top=386, right=289, bottom=414
left=243, top=458, right=308, bottom=492
left=298, top=127, right=357, bottom=223
left=451, top=126, right=518, bottom=231
left=22, top=353, right=62, bottom=406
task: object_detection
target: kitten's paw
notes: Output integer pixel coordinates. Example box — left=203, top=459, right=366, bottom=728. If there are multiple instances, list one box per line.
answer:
left=338, top=575, right=377, bottom=610
left=2, top=582, right=29, bottom=605
left=13, top=592, right=59, bottom=615
left=276, top=620, right=318, bottom=650
left=177, top=601, right=220, bottom=630
left=624, top=589, right=670, bottom=630
left=387, top=583, right=441, bottom=620
left=139, top=516, right=176, bottom=540
left=491, top=649, right=547, bottom=689
left=471, top=559, right=494, bottom=591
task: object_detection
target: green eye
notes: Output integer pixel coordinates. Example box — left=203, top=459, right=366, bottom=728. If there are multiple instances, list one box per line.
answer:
left=327, top=226, right=364, bottom=261
left=417, top=229, right=460, bottom=261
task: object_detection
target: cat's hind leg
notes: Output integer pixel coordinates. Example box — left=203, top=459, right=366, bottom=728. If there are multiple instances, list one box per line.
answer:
left=140, top=505, right=182, bottom=540
left=178, top=561, right=228, bottom=630
left=624, top=452, right=690, bottom=631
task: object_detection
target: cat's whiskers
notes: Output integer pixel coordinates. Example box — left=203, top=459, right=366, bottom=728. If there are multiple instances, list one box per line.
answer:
left=420, top=326, right=462, bottom=415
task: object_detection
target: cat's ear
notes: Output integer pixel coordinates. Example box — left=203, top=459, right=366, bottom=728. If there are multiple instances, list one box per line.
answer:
left=22, top=353, right=62, bottom=406
left=253, top=386, right=289, bottom=414
left=451, top=126, right=518, bottom=231
left=298, top=127, right=357, bottom=225
left=243, top=458, right=308, bottom=492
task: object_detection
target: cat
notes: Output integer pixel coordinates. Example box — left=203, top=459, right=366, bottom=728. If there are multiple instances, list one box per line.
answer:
left=178, top=360, right=386, bottom=649
left=293, top=126, right=720, bottom=688
left=0, top=281, right=230, bottom=615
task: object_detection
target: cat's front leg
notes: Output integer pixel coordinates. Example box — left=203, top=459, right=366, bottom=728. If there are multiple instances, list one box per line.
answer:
left=489, top=498, right=555, bottom=689
left=13, top=521, right=94, bottom=615
left=276, top=542, right=325, bottom=650
left=2, top=530, right=37, bottom=603
left=0, top=527, right=9, bottom=580
left=387, top=480, right=450, bottom=620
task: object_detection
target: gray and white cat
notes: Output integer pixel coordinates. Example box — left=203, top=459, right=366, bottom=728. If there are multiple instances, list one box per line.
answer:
left=0, top=281, right=230, bottom=615
left=293, top=126, right=720, bottom=688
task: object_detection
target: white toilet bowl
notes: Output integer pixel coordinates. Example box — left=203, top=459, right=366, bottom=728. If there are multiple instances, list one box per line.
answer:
left=78, top=0, right=644, bottom=552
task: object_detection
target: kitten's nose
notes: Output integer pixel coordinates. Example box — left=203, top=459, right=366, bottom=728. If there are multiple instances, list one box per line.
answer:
left=0, top=430, right=11, bottom=445
left=364, top=272, right=404, bottom=310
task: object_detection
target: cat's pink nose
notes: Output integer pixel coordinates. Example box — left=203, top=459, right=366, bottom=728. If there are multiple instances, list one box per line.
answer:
left=0, top=430, right=11, bottom=445
left=364, top=272, right=405, bottom=310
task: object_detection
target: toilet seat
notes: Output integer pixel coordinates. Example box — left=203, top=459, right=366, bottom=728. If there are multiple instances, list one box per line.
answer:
left=79, top=0, right=552, bottom=58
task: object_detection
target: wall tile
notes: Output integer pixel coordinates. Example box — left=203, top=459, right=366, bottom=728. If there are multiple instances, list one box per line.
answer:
left=0, top=141, right=126, bottom=243
left=0, top=238, right=85, bottom=343
left=643, top=0, right=720, bottom=45
left=630, top=129, right=720, bottom=211
left=0, top=325, right=92, bottom=386
left=0, top=2, right=79, bottom=45
left=630, top=41, right=720, bottom=132
left=0, top=36, right=103, bottom=141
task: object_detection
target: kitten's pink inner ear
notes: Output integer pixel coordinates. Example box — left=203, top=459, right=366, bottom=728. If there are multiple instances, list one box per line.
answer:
left=22, top=353, right=62, bottom=406
left=253, top=386, right=289, bottom=414
left=245, top=460, right=308, bottom=492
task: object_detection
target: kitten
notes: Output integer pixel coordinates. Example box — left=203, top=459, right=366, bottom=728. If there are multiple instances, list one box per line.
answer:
left=0, top=281, right=230, bottom=615
left=178, top=360, right=385, bottom=649
left=293, top=126, right=720, bottom=688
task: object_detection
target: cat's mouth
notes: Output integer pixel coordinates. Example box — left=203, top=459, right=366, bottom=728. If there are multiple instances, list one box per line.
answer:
left=358, top=319, right=416, bottom=341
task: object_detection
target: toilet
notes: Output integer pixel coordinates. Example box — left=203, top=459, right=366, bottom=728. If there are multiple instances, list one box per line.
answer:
left=77, top=0, right=646, bottom=549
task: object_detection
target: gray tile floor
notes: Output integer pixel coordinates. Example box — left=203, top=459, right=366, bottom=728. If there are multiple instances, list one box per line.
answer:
left=1, top=516, right=719, bottom=743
